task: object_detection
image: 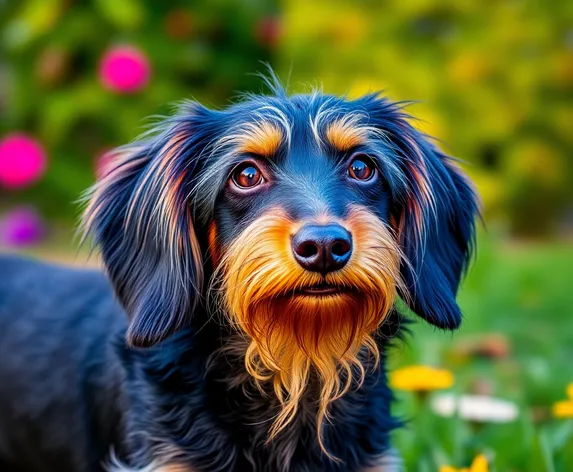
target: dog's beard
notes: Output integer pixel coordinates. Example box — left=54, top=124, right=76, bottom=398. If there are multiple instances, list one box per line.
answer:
left=216, top=205, right=403, bottom=453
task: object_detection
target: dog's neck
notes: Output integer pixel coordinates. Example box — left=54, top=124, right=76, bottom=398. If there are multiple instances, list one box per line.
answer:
left=121, top=308, right=404, bottom=472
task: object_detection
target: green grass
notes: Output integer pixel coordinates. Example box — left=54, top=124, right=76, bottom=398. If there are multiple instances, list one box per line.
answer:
left=390, top=233, right=573, bottom=471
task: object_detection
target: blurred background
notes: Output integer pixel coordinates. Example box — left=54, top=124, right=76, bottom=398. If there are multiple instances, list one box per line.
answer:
left=1, top=0, right=572, bottom=470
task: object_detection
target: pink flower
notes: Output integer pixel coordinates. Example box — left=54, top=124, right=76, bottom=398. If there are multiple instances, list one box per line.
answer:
left=0, top=134, right=47, bottom=189
left=99, top=45, right=150, bottom=94
left=0, top=206, right=46, bottom=247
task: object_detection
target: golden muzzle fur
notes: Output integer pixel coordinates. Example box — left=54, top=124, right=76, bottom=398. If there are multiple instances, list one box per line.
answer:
left=213, top=204, right=404, bottom=453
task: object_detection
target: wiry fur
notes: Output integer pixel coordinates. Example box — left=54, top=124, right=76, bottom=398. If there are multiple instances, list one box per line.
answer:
left=0, top=75, right=478, bottom=472
left=217, top=205, right=404, bottom=454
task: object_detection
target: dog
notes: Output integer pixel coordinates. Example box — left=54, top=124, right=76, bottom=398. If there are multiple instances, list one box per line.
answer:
left=0, top=77, right=478, bottom=472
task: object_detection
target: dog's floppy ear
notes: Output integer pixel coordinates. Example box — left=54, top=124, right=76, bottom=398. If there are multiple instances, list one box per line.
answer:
left=366, top=98, right=479, bottom=329
left=391, top=121, right=479, bottom=329
left=82, top=104, right=212, bottom=347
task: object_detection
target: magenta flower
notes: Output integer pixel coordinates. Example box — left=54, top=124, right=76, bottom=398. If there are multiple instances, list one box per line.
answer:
left=0, top=134, right=47, bottom=189
left=0, top=206, right=46, bottom=247
left=99, top=45, right=151, bottom=94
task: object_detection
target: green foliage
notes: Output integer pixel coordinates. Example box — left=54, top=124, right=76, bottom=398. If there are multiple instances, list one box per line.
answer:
left=1, top=0, right=277, bottom=222
left=280, top=0, right=573, bottom=236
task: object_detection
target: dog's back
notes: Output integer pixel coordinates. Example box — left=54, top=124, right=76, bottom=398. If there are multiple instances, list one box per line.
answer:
left=0, top=254, right=125, bottom=472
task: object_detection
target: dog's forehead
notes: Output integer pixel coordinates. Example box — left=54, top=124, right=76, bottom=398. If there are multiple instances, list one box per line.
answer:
left=228, top=94, right=371, bottom=159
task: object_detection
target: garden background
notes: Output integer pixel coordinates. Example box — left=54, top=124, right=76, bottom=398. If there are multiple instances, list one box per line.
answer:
left=1, top=1, right=572, bottom=470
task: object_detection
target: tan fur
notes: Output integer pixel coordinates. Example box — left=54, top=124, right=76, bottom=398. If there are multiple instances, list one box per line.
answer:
left=326, top=118, right=368, bottom=152
left=237, top=121, right=283, bottom=157
left=108, top=462, right=195, bottom=472
left=216, top=204, right=404, bottom=456
left=155, top=466, right=195, bottom=472
left=208, top=220, right=219, bottom=267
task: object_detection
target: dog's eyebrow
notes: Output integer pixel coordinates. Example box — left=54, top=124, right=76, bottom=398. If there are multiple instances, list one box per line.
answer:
left=237, top=121, right=283, bottom=157
left=325, top=117, right=368, bottom=152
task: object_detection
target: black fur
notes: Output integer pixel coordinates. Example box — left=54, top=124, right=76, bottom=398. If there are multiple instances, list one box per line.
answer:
left=0, top=255, right=126, bottom=471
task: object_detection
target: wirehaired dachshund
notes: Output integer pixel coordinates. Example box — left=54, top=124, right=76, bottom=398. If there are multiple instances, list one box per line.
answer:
left=0, top=77, right=478, bottom=472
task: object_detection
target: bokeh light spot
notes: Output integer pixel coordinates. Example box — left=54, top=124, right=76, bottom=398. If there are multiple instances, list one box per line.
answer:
left=0, top=133, right=47, bottom=189
left=99, top=45, right=150, bottom=94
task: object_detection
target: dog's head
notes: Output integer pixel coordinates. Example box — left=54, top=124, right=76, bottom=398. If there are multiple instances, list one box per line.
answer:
left=83, top=80, right=478, bottom=443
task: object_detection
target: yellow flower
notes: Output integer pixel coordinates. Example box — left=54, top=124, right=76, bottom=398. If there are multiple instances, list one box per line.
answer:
left=447, top=53, right=491, bottom=86
left=440, top=454, right=489, bottom=472
left=552, top=383, right=573, bottom=419
left=390, top=365, right=454, bottom=392
left=553, top=400, right=573, bottom=419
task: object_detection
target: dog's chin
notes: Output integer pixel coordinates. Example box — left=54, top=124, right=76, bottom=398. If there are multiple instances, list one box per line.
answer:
left=241, top=287, right=387, bottom=439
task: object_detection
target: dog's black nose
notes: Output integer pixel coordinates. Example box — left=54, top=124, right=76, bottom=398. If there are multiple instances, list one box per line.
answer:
left=291, top=224, right=352, bottom=275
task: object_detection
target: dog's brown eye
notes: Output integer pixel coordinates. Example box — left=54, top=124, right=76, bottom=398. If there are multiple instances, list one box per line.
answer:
left=348, top=156, right=375, bottom=181
left=231, top=163, right=263, bottom=189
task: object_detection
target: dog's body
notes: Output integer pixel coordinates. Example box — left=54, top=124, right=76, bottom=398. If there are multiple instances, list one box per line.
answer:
left=0, top=81, right=478, bottom=472
left=0, top=255, right=400, bottom=472
left=0, top=256, right=125, bottom=471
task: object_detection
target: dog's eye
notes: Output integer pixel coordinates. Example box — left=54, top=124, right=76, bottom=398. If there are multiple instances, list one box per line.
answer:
left=348, top=155, right=375, bottom=181
left=231, top=162, right=264, bottom=189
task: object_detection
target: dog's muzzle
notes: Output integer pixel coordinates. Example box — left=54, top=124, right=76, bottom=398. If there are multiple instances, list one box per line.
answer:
left=215, top=204, right=405, bottom=450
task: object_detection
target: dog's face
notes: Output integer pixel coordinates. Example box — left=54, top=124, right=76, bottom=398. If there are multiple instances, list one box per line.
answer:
left=209, top=110, right=407, bottom=437
left=83, top=83, right=478, bottom=442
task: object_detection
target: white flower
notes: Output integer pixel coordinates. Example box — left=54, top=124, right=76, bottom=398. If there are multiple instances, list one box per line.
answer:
left=431, top=393, right=519, bottom=423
